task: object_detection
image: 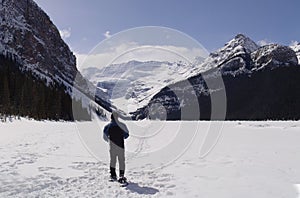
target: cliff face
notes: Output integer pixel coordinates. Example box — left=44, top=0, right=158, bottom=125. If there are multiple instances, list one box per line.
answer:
left=0, top=0, right=110, bottom=120
left=0, top=0, right=79, bottom=86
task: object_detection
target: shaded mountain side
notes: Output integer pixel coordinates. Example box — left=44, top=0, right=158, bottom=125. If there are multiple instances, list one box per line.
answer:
left=0, top=54, right=90, bottom=121
left=223, top=65, right=300, bottom=120
left=132, top=64, right=300, bottom=120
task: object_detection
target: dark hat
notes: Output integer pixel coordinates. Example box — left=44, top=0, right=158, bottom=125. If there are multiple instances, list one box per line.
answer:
left=111, top=111, right=118, bottom=120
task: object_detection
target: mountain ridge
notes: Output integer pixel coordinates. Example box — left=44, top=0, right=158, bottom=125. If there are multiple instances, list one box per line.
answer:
left=131, top=34, right=300, bottom=120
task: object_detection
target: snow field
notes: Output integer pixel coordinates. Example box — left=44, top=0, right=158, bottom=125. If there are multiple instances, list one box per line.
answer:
left=1, top=119, right=300, bottom=197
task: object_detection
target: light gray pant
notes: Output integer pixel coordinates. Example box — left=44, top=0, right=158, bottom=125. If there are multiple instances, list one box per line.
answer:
left=109, top=144, right=125, bottom=177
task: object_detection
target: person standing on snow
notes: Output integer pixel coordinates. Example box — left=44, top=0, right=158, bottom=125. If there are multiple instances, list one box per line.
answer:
left=103, top=112, right=129, bottom=184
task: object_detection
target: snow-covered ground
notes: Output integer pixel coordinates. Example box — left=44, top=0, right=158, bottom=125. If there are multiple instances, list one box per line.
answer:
left=1, top=119, right=300, bottom=197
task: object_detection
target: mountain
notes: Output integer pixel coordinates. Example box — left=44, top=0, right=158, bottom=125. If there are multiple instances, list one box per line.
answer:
left=131, top=34, right=300, bottom=120
left=82, top=58, right=205, bottom=114
left=0, top=0, right=108, bottom=120
left=1, top=0, right=78, bottom=87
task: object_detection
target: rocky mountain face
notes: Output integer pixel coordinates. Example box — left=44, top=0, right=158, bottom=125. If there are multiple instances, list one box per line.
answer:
left=0, top=0, right=79, bottom=85
left=132, top=34, right=300, bottom=120
left=0, top=0, right=109, bottom=120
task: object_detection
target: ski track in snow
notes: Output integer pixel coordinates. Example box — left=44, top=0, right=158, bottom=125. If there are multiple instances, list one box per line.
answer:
left=1, top=119, right=300, bottom=197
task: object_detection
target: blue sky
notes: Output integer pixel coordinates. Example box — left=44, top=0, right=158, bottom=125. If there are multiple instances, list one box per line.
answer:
left=35, top=0, right=300, bottom=54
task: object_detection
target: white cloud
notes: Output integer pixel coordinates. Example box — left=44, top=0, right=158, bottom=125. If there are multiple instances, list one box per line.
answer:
left=59, top=28, right=71, bottom=40
left=75, top=41, right=138, bottom=71
left=103, top=31, right=112, bottom=39
left=75, top=42, right=208, bottom=72
left=257, top=39, right=273, bottom=46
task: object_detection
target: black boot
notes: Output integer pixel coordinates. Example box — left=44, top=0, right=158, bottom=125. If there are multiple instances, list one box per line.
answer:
left=119, top=170, right=125, bottom=178
left=109, top=167, right=117, bottom=181
left=118, top=170, right=127, bottom=184
left=118, top=176, right=127, bottom=184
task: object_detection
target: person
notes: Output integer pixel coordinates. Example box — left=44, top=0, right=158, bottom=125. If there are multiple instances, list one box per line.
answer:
left=103, top=112, right=129, bottom=184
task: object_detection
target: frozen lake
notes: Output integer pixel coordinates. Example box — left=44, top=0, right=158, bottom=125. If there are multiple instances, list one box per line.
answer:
left=1, top=119, right=300, bottom=197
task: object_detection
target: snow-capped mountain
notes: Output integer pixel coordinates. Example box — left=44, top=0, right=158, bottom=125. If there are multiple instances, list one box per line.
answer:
left=132, top=34, right=300, bottom=120
left=0, top=0, right=109, bottom=120
left=82, top=59, right=205, bottom=114
left=203, top=34, right=259, bottom=73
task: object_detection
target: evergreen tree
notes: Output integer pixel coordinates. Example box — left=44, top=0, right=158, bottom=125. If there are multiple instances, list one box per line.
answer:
left=0, top=54, right=91, bottom=121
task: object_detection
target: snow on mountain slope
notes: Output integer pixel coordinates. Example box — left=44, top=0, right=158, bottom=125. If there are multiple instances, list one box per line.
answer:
left=132, top=34, right=299, bottom=120
left=1, top=119, right=300, bottom=197
left=202, top=34, right=259, bottom=72
left=252, top=44, right=298, bottom=70
left=84, top=34, right=300, bottom=117
left=198, top=34, right=297, bottom=76
left=82, top=59, right=204, bottom=114
left=88, top=34, right=259, bottom=114
left=290, top=41, right=300, bottom=63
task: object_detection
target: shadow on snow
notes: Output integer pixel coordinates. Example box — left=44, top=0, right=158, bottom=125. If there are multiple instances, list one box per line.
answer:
left=125, top=182, right=159, bottom=195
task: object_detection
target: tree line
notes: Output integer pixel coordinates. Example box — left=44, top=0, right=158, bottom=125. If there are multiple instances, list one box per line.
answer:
left=0, top=54, right=91, bottom=121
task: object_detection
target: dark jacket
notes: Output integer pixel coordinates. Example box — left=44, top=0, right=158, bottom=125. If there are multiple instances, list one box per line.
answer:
left=103, top=119, right=129, bottom=148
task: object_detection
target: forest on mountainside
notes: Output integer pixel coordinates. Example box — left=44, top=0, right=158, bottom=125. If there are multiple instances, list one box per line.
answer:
left=0, top=54, right=90, bottom=121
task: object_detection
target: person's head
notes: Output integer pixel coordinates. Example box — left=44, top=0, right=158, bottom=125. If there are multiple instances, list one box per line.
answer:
left=111, top=111, right=118, bottom=121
